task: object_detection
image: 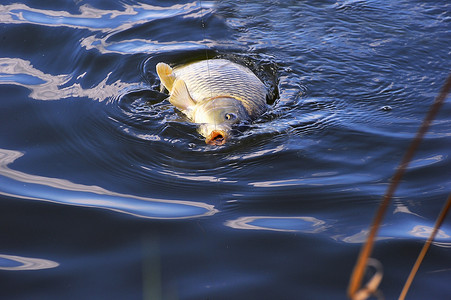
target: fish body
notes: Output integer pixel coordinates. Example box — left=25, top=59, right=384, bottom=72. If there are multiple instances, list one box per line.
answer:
left=156, top=59, right=267, bottom=145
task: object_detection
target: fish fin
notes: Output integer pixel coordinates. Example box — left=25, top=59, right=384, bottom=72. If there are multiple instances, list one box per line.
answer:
left=169, top=79, right=196, bottom=111
left=156, top=62, right=175, bottom=92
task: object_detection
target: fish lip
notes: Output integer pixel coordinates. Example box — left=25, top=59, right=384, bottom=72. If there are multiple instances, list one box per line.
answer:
left=205, top=130, right=227, bottom=145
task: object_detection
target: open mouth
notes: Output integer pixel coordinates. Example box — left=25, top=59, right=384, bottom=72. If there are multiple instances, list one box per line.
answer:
left=205, top=130, right=227, bottom=145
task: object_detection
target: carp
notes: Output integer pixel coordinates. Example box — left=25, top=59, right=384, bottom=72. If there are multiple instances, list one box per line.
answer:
left=156, top=59, right=268, bottom=145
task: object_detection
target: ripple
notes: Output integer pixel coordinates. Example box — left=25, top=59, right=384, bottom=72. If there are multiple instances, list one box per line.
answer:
left=1, top=2, right=201, bottom=31
left=0, top=254, right=59, bottom=271
left=249, top=173, right=376, bottom=188
left=0, top=58, right=133, bottom=101
left=409, top=225, right=450, bottom=239
left=408, top=155, right=447, bottom=170
left=335, top=229, right=393, bottom=244
left=0, top=149, right=217, bottom=219
left=225, top=216, right=329, bottom=233
left=335, top=219, right=451, bottom=248
left=226, top=145, right=286, bottom=161
left=1, top=2, right=219, bottom=55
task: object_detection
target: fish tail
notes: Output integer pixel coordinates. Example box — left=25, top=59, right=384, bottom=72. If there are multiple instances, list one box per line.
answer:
left=156, top=62, right=175, bottom=92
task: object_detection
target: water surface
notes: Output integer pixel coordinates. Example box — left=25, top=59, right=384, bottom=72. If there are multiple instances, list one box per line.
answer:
left=1, top=0, right=450, bottom=299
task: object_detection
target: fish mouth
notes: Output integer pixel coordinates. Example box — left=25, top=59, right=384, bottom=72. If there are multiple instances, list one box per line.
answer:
left=205, top=130, right=227, bottom=145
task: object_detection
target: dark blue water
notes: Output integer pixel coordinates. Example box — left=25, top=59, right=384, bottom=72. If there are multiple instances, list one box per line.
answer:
left=1, top=0, right=450, bottom=299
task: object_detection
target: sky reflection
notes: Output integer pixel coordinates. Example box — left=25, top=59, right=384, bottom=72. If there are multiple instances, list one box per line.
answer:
left=0, top=254, right=59, bottom=271
left=249, top=172, right=377, bottom=188
left=335, top=222, right=451, bottom=248
left=225, top=216, right=328, bottom=233
left=1, top=3, right=200, bottom=30
left=0, top=2, right=215, bottom=55
left=0, top=149, right=217, bottom=219
left=0, top=58, right=133, bottom=101
left=409, top=225, right=450, bottom=239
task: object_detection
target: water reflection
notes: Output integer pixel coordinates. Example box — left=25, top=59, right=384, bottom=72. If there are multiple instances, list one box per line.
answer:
left=0, top=2, right=216, bottom=55
left=1, top=2, right=206, bottom=30
left=0, top=149, right=217, bottom=219
left=334, top=229, right=393, bottom=244
left=336, top=223, right=451, bottom=247
left=249, top=173, right=375, bottom=188
left=0, top=58, right=133, bottom=101
left=94, top=39, right=208, bottom=54
left=156, top=168, right=237, bottom=184
left=0, top=254, right=59, bottom=271
left=227, top=145, right=285, bottom=161
left=225, top=216, right=328, bottom=233
left=409, top=225, right=450, bottom=239
left=408, top=155, right=446, bottom=170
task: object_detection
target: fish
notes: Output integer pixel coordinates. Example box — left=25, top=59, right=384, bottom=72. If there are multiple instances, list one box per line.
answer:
left=156, top=59, right=268, bottom=145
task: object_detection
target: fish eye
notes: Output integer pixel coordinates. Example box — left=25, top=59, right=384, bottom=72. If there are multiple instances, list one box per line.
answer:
left=224, top=113, right=237, bottom=121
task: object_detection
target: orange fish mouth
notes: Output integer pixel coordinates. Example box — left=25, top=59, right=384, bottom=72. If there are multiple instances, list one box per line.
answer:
left=205, top=130, right=227, bottom=145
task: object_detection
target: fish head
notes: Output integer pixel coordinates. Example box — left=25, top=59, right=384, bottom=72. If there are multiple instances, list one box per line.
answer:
left=194, top=97, right=249, bottom=145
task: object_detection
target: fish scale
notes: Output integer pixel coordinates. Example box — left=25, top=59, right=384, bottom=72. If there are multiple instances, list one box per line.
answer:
left=172, top=59, right=267, bottom=118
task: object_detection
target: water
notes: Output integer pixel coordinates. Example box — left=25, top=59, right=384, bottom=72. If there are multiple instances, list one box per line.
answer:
left=0, top=0, right=450, bottom=299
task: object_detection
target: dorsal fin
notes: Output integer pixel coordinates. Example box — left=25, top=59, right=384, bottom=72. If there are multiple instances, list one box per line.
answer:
left=169, top=79, right=196, bottom=112
left=156, top=62, right=175, bottom=92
